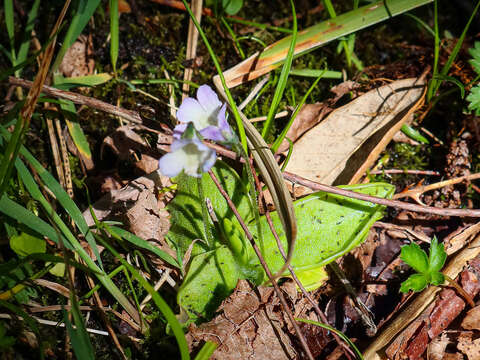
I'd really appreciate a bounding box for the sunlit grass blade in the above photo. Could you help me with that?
[109,0,119,74]
[401,124,429,144]
[54,73,113,89]
[16,138,101,269]
[271,69,325,153]
[289,68,342,79]
[261,0,297,138]
[193,341,218,360]
[222,0,434,88]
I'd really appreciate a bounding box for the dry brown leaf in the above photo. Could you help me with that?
[461,305,480,330]
[277,103,330,153]
[59,34,94,78]
[277,81,360,153]
[82,172,176,261]
[458,332,480,360]
[284,78,425,191]
[187,280,297,360]
[102,126,160,175]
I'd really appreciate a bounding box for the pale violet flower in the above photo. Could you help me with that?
[158,137,216,178]
[174,85,233,142]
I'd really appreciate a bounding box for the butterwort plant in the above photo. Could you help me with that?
[158,85,235,178]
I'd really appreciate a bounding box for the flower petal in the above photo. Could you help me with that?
[216,104,232,137]
[201,147,217,173]
[173,123,187,139]
[200,126,225,142]
[176,97,209,129]
[158,151,186,178]
[197,85,222,114]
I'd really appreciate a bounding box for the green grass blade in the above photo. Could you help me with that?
[4,0,16,65]
[222,0,433,87]
[401,124,429,144]
[289,68,342,79]
[271,70,324,153]
[7,131,101,269]
[194,341,218,360]
[63,307,95,360]
[17,0,40,67]
[324,0,352,68]
[404,12,435,37]
[430,0,480,99]
[6,154,139,323]
[221,16,245,59]
[0,195,71,250]
[225,17,292,34]
[52,92,93,169]
[96,236,190,360]
[296,318,363,360]
[280,138,293,171]
[108,226,180,268]
[65,117,93,163]
[109,0,119,74]
[52,0,101,72]
[261,0,297,138]
[54,73,113,89]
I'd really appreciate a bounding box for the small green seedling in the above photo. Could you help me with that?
[400,237,446,293]
[400,237,475,307]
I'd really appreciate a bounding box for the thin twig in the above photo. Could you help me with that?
[368,169,440,176]
[207,170,315,360]
[393,172,480,202]
[281,172,480,218]
[9,77,144,124]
